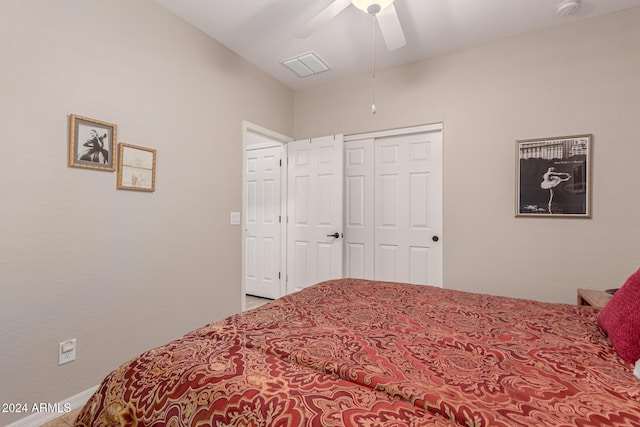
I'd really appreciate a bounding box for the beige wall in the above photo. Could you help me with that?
[294,8,640,303]
[0,0,292,423]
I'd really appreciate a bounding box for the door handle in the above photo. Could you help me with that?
[326,232,341,238]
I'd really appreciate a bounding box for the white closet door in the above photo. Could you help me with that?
[245,146,282,299]
[375,131,442,285]
[343,138,375,279]
[287,135,344,293]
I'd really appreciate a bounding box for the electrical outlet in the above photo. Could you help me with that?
[59,339,76,365]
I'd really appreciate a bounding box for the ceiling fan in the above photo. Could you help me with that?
[295,0,407,51]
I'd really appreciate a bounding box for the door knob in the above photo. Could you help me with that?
[432,236,439,242]
[327,232,340,238]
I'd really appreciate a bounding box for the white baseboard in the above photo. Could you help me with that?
[5,386,98,427]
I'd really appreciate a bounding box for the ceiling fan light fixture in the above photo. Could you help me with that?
[350,0,394,15]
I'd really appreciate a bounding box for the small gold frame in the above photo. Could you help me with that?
[117,143,156,192]
[68,114,117,171]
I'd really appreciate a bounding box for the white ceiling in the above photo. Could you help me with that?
[153,0,640,90]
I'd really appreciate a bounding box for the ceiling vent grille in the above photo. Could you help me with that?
[281,52,330,77]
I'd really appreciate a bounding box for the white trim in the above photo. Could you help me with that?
[5,385,98,427]
[246,141,282,150]
[242,120,292,144]
[344,123,443,142]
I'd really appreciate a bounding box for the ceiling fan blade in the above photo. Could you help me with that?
[375,3,406,51]
[294,0,351,38]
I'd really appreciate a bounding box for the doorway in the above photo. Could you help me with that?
[242,122,291,306]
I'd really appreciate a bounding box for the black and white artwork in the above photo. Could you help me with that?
[516,135,591,217]
[69,114,117,172]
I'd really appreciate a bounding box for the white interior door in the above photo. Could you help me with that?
[376,131,442,285]
[287,135,343,293]
[343,125,443,286]
[344,138,375,279]
[245,146,283,299]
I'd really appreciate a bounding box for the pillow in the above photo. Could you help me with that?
[597,268,640,364]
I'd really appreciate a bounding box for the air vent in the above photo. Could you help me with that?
[281,52,330,77]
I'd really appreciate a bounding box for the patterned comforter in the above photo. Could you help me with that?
[76,279,640,426]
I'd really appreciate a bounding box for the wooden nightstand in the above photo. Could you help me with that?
[577,289,612,309]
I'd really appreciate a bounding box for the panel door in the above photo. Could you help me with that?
[245,146,282,299]
[343,138,375,279]
[375,131,442,285]
[287,135,343,293]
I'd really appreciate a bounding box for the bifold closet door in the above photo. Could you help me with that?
[344,129,442,286]
[287,135,344,293]
[344,138,375,280]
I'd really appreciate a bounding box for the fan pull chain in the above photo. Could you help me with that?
[371,13,377,115]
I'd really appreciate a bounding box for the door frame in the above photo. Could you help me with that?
[241,121,292,310]
[344,123,443,142]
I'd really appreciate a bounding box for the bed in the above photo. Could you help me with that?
[76,277,640,426]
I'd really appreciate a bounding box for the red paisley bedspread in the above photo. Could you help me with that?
[76,279,640,426]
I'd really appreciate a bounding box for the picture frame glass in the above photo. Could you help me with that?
[76,123,113,164]
[516,135,591,217]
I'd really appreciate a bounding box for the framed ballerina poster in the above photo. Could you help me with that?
[516,134,592,217]
[68,114,117,171]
